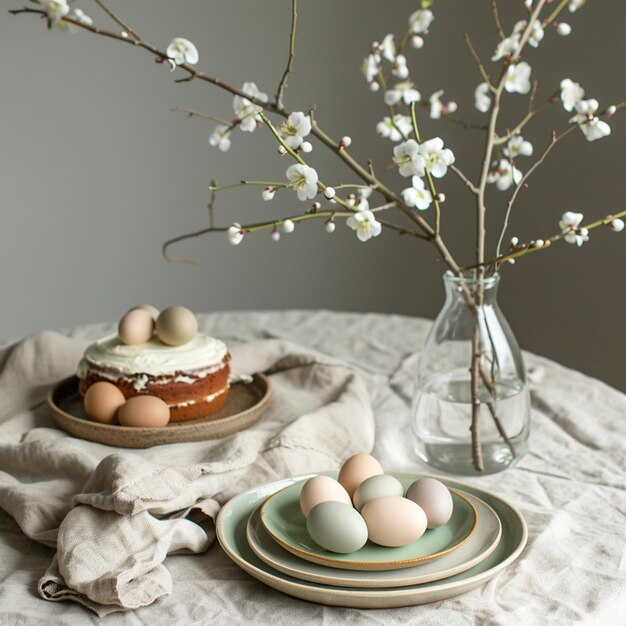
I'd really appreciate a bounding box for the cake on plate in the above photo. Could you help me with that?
[77,333,230,422]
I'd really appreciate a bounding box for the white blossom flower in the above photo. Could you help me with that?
[209,125,232,152]
[56,6,93,32]
[428,91,457,119]
[282,219,295,233]
[384,81,421,106]
[349,187,373,211]
[346,210,382,242]
[227,224,244,245]
[504,62,532,94]
[42,0,69,24]
[278,112,311,150]
[379,34,397,62]
[556,22,572,36]
[568,0,585,12]
[376,115,412,142]
[559,211,589,245]
[503,136,534,158]
[391,54,409,79]
[401,176,433,210]
[513,19,544,48]
[409,9,434,34]
[560,79,585,112]
[166,38,199,66]
[393,139,426,177]
[286,164,319,201]
[491,34,520,61]
[487,159,523,191]
[362,53,381,84]
[570,99,611,141]
[474,82,492,113]
[610,218,624,232]
[233,82,268,132]
[419,137,455,178]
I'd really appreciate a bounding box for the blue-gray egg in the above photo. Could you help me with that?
[306,501,368,553]
[353,474,404,511]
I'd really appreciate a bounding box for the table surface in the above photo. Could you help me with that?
[1,310,625,625]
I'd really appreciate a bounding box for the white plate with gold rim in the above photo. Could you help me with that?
[247,489,501,588]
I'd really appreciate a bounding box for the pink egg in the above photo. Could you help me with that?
[118,396,170,428]
[299,475,352,517]
[338,453,384,499]
[84,382,126,424]
[361,496,427,547]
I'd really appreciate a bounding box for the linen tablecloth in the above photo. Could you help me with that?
[0,310,624,624]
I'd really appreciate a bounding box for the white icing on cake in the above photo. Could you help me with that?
[77,333,228,378]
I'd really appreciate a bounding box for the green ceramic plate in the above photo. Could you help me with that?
[259,478,477,571]
[216,472,527,608]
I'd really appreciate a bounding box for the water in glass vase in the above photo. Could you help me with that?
[413,369,530,475]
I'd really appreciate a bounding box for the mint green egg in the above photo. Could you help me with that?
[306,501,368,553]
[353,474,404,512]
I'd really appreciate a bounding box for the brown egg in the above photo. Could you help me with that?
[84,382,126,424]
[118,308,155,345]
[130,304,159,321]
[156,306,198,346]
[118,395,170,428]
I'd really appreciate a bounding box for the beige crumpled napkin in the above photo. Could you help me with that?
[0,331,374,616]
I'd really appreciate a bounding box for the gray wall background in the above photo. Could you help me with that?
[1,1,625,390]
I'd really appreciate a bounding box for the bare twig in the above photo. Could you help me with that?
[470,324,484,472]
[171,107,232,126]
[450,165,479,196]
[275,0,298,108]
[464,33,493,90]
[480,366,517,458]
[491,0,506,40]
[495,124,577,258]
[93,0,138,39]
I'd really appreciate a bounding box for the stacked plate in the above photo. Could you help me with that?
[216,472,527,609]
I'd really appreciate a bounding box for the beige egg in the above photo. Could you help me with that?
[299,475,352,517]
[118,308,155,345]
[405,478,454,528]
[361,496,427,547]
[130,304,159,321]
[156,306,198,346]
[84,382,126,424]
[118,395,171,428]
[338,453,384,499]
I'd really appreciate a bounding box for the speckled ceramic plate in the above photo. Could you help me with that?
[216,473,527,609]
[47,374,271,448]
[247,489,501,587]
[258,478,477,571]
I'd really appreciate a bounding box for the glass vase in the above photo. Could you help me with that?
[412,271,530,475]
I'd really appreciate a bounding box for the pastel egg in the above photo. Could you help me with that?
[306,501,368,554]
[353,474,404,512]
[83,382,126,424]
[118,308,155,345]
[338,453,384,499]
[117,395,170,428]
[361,496,427,547]
[300,475,352,517]
[405,478,453,528]
[156,306,198,346]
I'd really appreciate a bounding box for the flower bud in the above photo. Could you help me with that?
[271,228,281,242]
[301,141,313,153]
[311,201,321,212]
[607,105,617,116]
[610,218,625,232]
[507,258,516,265]
[445,102,458,114]
[340,136,352,148]
[411,35,424,49]
[325,219,336,233]
[510,236,519,246]
[262,187,276,201]
[227,224,244,246]
[534,239,544,248]
[556,22,572,36]
[323,187,336,199]
[436,193,446,203]
[370,82,380,92]
[282,219,295,234]
[277,145,287,155]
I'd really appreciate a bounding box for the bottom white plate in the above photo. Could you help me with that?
[247,488,501,588]
[216,472,527,608]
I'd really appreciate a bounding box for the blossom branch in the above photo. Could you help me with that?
[495,124,578,258]
[275,0,298,108]
[464,209,626,271]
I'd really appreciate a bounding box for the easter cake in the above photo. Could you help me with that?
[77,306,230,422]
